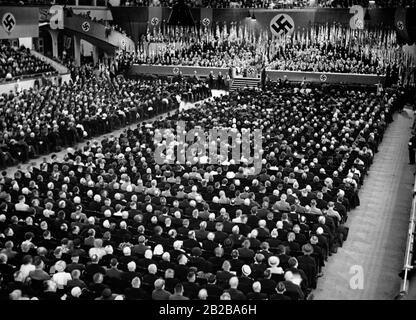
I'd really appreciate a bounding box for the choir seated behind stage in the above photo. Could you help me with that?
[117,23,411,81]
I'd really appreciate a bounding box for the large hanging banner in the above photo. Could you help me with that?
[395,6,411,44]
[148,6,163,29]
[110,7,397,40]
[200,8,213,29]
[0,7,39,39]
[269,13,295,36]
[209,8,395,34]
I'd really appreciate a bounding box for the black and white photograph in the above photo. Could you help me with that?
[0,0,415,312]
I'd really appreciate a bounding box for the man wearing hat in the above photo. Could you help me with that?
[297,244,317,289]
[238,265,254,295]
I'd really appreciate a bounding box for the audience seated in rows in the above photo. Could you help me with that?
[0,68,210,168]
[0,81,401,300]
[0,44,54,81]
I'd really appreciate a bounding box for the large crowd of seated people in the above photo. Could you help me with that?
[0,79,403,300]
[266,25,405,76]
[0,43,55,82]
[119,39,261,76]
[0,66,210,169]
[268,42,388,75]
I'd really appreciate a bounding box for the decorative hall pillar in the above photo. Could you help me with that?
[48,29,59,58]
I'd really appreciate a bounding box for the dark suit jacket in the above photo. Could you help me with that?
[204,283,223,300]
[270,293,291,300]
[282,281,304,300]
[182,281,200,299]
[124,287,150,300]
[216,270,233,289]
[247,292,267,300]
[238,276,254,295]
[228,288,247,300]
[259,278,277,296]
[297,255,317,289]
[152,288,171,300]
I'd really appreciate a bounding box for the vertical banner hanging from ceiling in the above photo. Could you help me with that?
[148,6,163,32]
[200,8,213,29]
[395,7,410,44]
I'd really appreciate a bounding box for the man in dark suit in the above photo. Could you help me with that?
[237,240,255,259]
[0,253,16,283]
[259,269,277,296]
[247,281,267,300]
[152,279,171,300]
[269,282,291,300]
[124,277,150,300]
[238,265,254,295]
[120,261,141,287]
[297,244,317,289]
[66,253,85,273]
[105,258,122,280]
[66,269,87,290]
[169,283,190,300]
[250,253,267,279]
[84,255,106,283]
[204,274,222,300]
[277,245,290,270]
[282,271,305,300]
[227,277,246,300]
[230,250,244,276]
[216,260,234,289]
[182,271,200,299]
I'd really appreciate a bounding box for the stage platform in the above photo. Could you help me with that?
[129,64,385,85]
